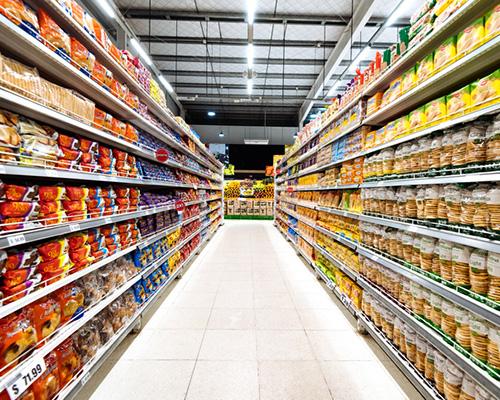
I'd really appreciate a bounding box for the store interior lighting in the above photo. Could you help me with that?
[247,0,255,24]
[96,0,116,19]
[247,79,253,95]
[208,111,216,117]
[159,75,174,93]
[130,38,152,66]
[247,43,254,69]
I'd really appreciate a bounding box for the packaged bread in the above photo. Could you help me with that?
[445,184,461,224]
[420,236,436,271]
[455,307,471,351]
[410,142,421,173]
[487,251,500,301]
[415,335,427,373]
[458,375,476,400]
[419,137,432,172]
[444,360,463,400]
[457,17,485,56]
[440,131,454,169]
[434,36,457,71]
[0,0,39,39]
[405,326,417,363]
[488,325,500,371]
[428,134,442,169]
[465,122,488,164]
[401,143,413,174]
[439,239,454,281]
[472,184,490,229]
[425,97,447,126]
[394,115,410,139]
[446,85,471,117]
[475,385,492,400]
[460,187,475,226]
[38,9,71,61]
[485,5,500,40]
[471,70,500,109]
[451,127,468,166]
[485,114,500,162]
[70,38,95,77]
[470,315,489,362]
[486,184,500,231]
[0,54,42,100]
[434,351,446,395]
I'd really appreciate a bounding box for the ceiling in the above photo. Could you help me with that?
[112,0,418,129]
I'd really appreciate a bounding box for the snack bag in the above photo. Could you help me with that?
[471,70,500,109]
[37,239,68,261]
[111,118,126,138]
[457,17,485,56]
[0,201,39,218]
[39,201,62,215]
[27,297,61,339]
[65,186,89,201]
[31,351,60,400]
[54,284,84,323]
[434,36,456,71]
[425,97,447,125]
[0,312,37,368]
[3,184,37,201]
[68,232,88,250]
[70,38,96,77]
[416,53,434,82]
[92,18,109,49]
[3,247,39,270]
[80,138,98,154]
[446,85,471,117]
[485,5,500,40]
[401,66,417,93]
[55,338,81,387]
[57,133,79,150]
[38,9,71,62]
[39,186,65,201]
[37,253,72,275]
[409,106,427,130]
[0,0,40,40]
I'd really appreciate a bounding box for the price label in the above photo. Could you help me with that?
[193,184,198,190]
[7,234,26,247]
[98,175,106,181]
[0,165,6,174]
[326,280,334,291]
[69,224,80,232]
[175,200,185,213]
[45,169,58,178]
[376,181,384,187]
[104,217,112,224]
[340,293,351,308]
[408,225,418,233]
[6,355,46,400]
[80,371,91,385]
[342,211,349,217]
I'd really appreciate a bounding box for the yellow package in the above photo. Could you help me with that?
[401,66,417,93]
[416,53,434,82]
[408,106,427,130]
[471,70,500,109]
[434,36,457,71]
[485,5,500,40]
[367,92,383,114]
[386,77,402,105]
[434,0,453,17]
[394,115,410,138]
[457,17,485,56]
[446,85,471,116]
[425,96,447,125]
[363,130,376,149]
[385,120,397,143]
[373,127,386,147]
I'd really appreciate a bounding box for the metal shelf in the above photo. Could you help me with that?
[313,243,359,282]
[361,171,500,187]
[277,129,321,168]
[276,184,360,192]
[278,145,319,176]
[365,35,500,125]
[359,277,500,395]
[357,314,444,400]
[358,246,500,326]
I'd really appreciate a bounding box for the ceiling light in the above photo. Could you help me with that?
[247,0,256,24]
[247,79,253,95]
[159,75,174,93]
[130,38,152,66]
[247,43,254,68]
[208,111,216,117]
[219,131,225,137]
[244,139,269,145]
[385,0,412,27]
[97,0,116,19]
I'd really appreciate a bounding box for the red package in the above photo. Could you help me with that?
[62,200,86,212]
[114,187,129,198]
[93,108,106,129]
[66,210,87,222]
[129,198,139,206]
[116,221,132,233]
[79,153,94,165]
[27,297,61,339]
[88,187,101,199]
[98,156,113,170]
[86,198,103,209]
[119,232,131,243]
[69,244,90,263]
[100,187,115,198]
[98,145,111,158]
[38,9,70,59]
[59,146,82,161]
[0,280,37,303]
[116,82,128,101]
[57,133,79,150]
[92,60,105,85]
[70,37,95,75]
[89,239,104,253]
[39,186,64,201]
[106,244,118,254]
[67,232,88,250]
[111,118,126,137]
[115,160,130,172]
[55,338,81,387]
[100,225,116,237]
[70,0,84,26]
[112,149,128,161]
[31,351,60,400]
[103,68,113,88]
[115,197,129,206]
[37,239,68,261]
[38,254,71,274]
[1,268,35,288]
[130,188,140,198]
[87,229,100,243]
[80,138,98,153]
[39,212,66,226]
[54,284,84,323]
[124,123,138,142]
[39,201,62,215]
[65,187,89,201]
[0,313,37,369]
[103,198,115,208]
[3,184,38,201]
[0,201,39,218]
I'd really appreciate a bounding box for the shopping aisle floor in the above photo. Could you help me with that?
[77,221,424,400]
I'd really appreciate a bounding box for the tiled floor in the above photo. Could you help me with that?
[76,221,424,400]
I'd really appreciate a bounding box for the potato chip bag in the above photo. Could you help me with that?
[125,123,138,142]
[65,186,89,201]
[3,184,37,201]
[1,267,36,288]
[434,36,456,70]
[39,211,66,226]
[38,9,70,62]
[39,201,62,215]
[92,60,106,86]
[92,18,108,49]
[111,118,126,137]
[57,133,79,150]
[80,138,98,153]
[39,186,64,201]
[446,85,471,116]
[457,17,485,56]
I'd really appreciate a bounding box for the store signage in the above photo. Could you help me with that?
[155,148,169,163]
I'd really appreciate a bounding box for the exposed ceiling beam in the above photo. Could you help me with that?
[172,82,311,91]
[299,0,376,125]
[161,70,324,80]
[153,54,370,67]
[122,9,409,27]
[139,35,391,50]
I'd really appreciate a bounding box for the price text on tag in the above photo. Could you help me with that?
[6,356,46,400]
[7,234,26,247]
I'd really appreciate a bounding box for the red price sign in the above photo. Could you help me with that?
[286,186,294,193]
[155,148,169,163]
[175,200,185,212]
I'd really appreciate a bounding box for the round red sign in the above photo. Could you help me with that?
[175,200,185,212]
[155,148,169,163]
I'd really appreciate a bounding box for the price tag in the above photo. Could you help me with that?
[0,165,6,174]
[6,355,46,400]
[342,211,349,217]
[193,184,198,190]
[98,175,106,181]
[408,225,418,233]
[45,169,58,178]
[69,224,80,232]
[372,255,379,263]
[286,186,294,193]
[7,234,26,247]
[80,371,91,385]
[104,217,112,224]
[340,293,351,308]
[326,280,334,291]
[175,200,186,213]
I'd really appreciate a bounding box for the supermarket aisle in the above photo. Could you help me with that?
[78,221,423,400]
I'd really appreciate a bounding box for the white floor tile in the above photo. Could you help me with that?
[207,308,256,330]
[213,291,254,309]
[256,330,315,360]
[145,307,211,330]
[255,309,303,330]
[254,292,295,309]
[198,330,257,360]
[307,330,377,361]
[298,308,354,331]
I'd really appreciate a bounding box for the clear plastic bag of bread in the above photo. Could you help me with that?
[80,271,105,307]
[409,142,420,173]
[416,186,426,219]
[452,243,471,288]
[469,248,489,296]
[458,374,476,400]
[0,109,21,148]
[441,300,457,339]
[440,130,454,169]
[470,315,489,362]
[444,360,463,400]
[475,384,493,400]
[411,235,421,267]
[487,325,500,371]
[445,184,461,224]
[472,184,490,229]
[418,137,431,172]
[91,313,114,345]
[487,250,500,301]
[460,186,475,226]
[425,345,435,382]
[485,114,500,162]
[487,184,500,231]
[429,133,442,170]
[72,321,101,364]
[108,297,127,331]
[455,307,471,351]
[452,127,469,167]
[0,53,42,100]
[121,290,137,320]
[465,121,488,165]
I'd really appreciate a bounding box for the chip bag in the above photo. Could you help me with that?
[38,9,70,62]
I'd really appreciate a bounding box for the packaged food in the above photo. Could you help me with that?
[452,244,471,287]
[434,351,446,395]
[455,307,471,351]
[416,53,434,82]
[31,351,60,400]
[459,375,476,400]
[443,360,463,400]
[471,70,500,109]
[92,313,114,344]
[27,297,61,339]
[446,85,471,117]
[0,201,38,218]
[470,315,489,362]
[451,128,468,166]
[425,97,447,125]
[38,9,70,61]
[488,325,500,371]
[54,284,85,323]
[440,131,454,169]
[425,345,435,382]
[487,184,500,231]
[485,5,500,39]
[65,186,89,201]
[408,106,426,130]
[457,17,485,56]
[439,239,453,281]
[37,238,68,261]
[0,312,37,368]
[0,0,39,39]
[401,67,417,93]
[55,338,81,387]
[70,38,96,76]
[72,322,101,364]
[39,186,64,202]
[3,184,37,201]
[487,251,500,301]
[434,36,457,71]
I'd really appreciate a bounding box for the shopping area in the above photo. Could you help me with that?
[0,0,499,399]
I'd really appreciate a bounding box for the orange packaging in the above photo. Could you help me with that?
[39,201,62,215]
[57,133,79,150]
[3,184,38,201]
[70,0,84,26]
[65,186,89,201]
[27,297,61,339]
[80,138,98,153]
[126,92,139,110]
[116,82,129,101]
[92,18,108,49]
[39,212,66,226]
[62,200,86,212]
[37,239,68,261]
[39,186,64,202]
[38,254,71,274]
[31,351,60,400]
[70,37,95,76]
[125,123,138,142]
[0,313,37,368]
[0,0,39,34]
[100,225,116,237]
[69,244,91,263]
[59,147,82,161]
[66,210,87,222]
[38,9,71,59]
[112,149,128,161]
[109,42,122,63]
[93,108,106,129]
[0,201,39,218]
[92,60,106,85]
[86,198,103,209]
[67,232,88,250]
[103,197,115,208]
[54,284,84,323]
[1,268,34,288]
[55,338,81,387]
[130,197,139,206]
[116,197,129,206]
[114,187,130,198]
[111,118,126,137]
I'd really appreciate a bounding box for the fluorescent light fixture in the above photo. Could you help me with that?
[208,111,216,117]
[386,0,412,27]
[244,139,269,145]
[247,43,254,68]
[219,131,224,137]
[247,0,256,24]
[159,75,174,93]
[247,79,253,95]
[130,38,152,66]
[98,0,116,19]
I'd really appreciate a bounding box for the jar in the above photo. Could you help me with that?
[441,300,457,339]
[434,351,447,395]
[455,307,471,351]
[487,326,500,371]
[485,115,500,162]
[458,375,476,400]
[416,186,426,220]
[486,184,500,231]
[445,184,462,224]
[444,360,463,400]
[465,122,488,165]
[430,293,443,327]
[441,131,454,169]
[472,184,490,229]
[425,345,435,382]
[469,248,489,296]
[424,185,439,220]
[487,251,500,301]
[429,134,443,169]
[452,244,471,287]
[420,236,436,272]
[470,315,489,362]
[439,240,454,281]
[452,128,468,167]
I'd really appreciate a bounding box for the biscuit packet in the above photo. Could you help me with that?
[457,17,485,56]
[434,36,457,71]
[425,96,447,126]
[470,70,500,110]
[485,4,500,40]
[446,85,471,117]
